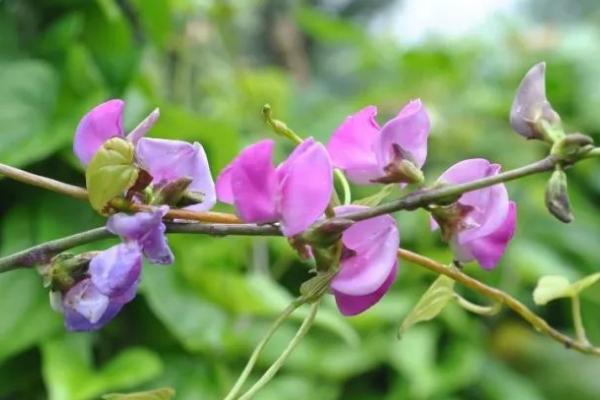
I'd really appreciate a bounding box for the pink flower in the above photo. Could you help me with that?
[135,138,216,211]
[327,100,430,185]
[216,138,333,236]
[73,99,158,165]
[330,206,399,316]
[430,159,517,269]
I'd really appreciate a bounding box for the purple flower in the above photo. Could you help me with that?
[330,206,399,316]
[430,159,517,269]
[73,99,158,165]
[62,248,140,331]
[510,62,561,141]
[216,138,333,236]
[106,205,174,265]
[135,138,216,212]
[327,100,430,185]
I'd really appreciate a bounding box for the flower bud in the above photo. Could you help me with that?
[510,62,562,142]
[545,168,573,223]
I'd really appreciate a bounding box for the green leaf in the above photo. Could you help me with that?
[42,334,162,400]
[102,387,175,400]
[353,184,396,207]
[86,137,138,214]
[533,273,600,305]
[398,275,456,338]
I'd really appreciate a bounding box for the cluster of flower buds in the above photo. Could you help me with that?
[50,61,589,331]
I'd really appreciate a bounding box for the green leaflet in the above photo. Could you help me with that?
[533,273,600,305]
[102,387,175,400]
[85,137,138,214]
[398,275,456,338]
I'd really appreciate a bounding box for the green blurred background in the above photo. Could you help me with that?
[2,0,600,399]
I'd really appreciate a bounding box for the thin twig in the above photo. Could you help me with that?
[223,297,306,400]
[238,300,320,400]
[0,223,280,273]
[398,248,600,356]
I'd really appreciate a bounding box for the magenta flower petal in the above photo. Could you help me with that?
[89,242,143,297]
[226,140,279,223]
[375,99,430,169]
[465,201,517,269]
[126,108,159,144]
[73,99,125,165]
[215,163,235,204]
[438,159,509,242]
[277,138,333,236]
[136,138,217,211]
[330,206,399,295]
[333,262,397,316]
[327,106,381,184]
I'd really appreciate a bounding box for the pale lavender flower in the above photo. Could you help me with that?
[327,100,430,185]
[330,206,399,316]
[431,159,517,269]
[73,99,158,165]
[216,138,333,236]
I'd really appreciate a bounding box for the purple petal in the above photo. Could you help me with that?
[327,106,382,184]
[223,140,279,223]
[73,99,125,165]
[510,62,560,139]
[215,163,236,204]
[331,207,399,296]
[277,138,333,236]
[136,138,217,211]
[375,99,430,169]
[465,201,517,269]
[438,159,509,242]
[333,262,397,316]
[140,221,174,265]
[62,279,109,325]
[89,242,143,297]
[107,206,168,240]
[126,108,159,144]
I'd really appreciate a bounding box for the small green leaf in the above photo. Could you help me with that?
[86,137,138,214]
[102,387,175,400]
[353,184,396,207]
[533,273,600,305]
[398,275,455,338]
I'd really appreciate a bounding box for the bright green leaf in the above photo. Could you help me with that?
[102,387,175,400]
[398,275,456,338]
[533,273,600,305]
[85,137,138,214]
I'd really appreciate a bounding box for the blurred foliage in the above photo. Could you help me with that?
[2,0,600,399]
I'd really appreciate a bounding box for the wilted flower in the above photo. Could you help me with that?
[107,205,174,264]
[330,206,399,316]
[430,159,517,269]
[60,207,174,331]
[327,100,430,185]
[73,99,158,165]
[510,62,561,141]
[216,138,333,236]
[62,243,141,331]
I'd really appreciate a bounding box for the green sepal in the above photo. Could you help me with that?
[86,137,139,214]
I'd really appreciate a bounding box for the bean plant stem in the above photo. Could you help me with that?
[238,300,320,400]
[223,297,306,400]
[397,248,600,356]
[571,295,590,345]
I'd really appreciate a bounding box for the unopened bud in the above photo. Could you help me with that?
[545,168,573,223]
[510,62,563,142]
